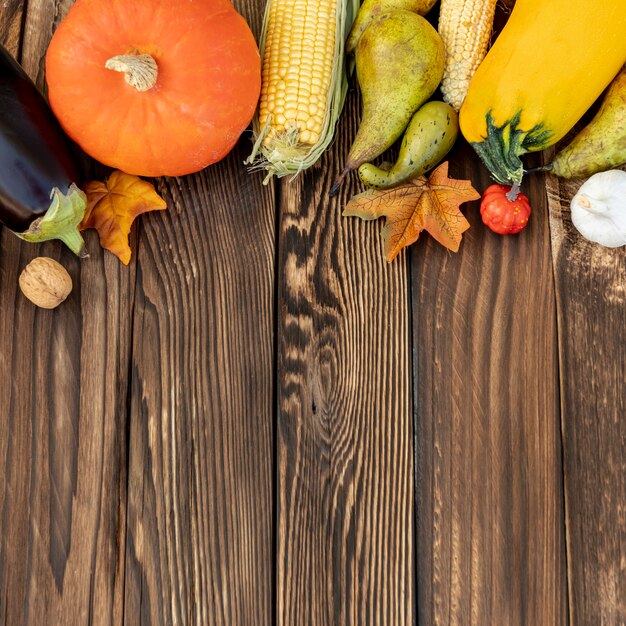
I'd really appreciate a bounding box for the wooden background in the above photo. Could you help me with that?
[1,0,624,624]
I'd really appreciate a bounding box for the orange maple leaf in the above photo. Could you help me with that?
[343,162,479,262]
[80,170,167,265]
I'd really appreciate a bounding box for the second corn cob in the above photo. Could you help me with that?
[438,0,497,111]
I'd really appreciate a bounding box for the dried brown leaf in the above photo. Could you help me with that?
[344,162,479,262]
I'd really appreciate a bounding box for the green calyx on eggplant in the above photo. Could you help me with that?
[0,44,88,257]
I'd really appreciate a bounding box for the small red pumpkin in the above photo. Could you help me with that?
[46,0,261,177]
[480,184,531,235]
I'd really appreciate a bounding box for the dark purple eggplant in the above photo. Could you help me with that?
[0,44,87,256]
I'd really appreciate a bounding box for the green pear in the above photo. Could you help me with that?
[358,101,458,189]
[346,0,438,53]
[332,11,444,195]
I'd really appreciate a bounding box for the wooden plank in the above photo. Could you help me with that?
[546,171,625,626]
[275,91,414,623]
[0,0,24,55]
[124,155,275,626]
[122,2,275,621]
[20,0,75,92]
[0,2,131,624]
[0,242,132,626]
[412,4,568,623]
[411,140,568,623]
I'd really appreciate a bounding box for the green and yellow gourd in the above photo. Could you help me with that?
[459,0,626,186]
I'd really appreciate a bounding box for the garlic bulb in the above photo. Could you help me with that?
[570,170,626,248]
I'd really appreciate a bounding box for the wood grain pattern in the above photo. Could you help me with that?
[0,240,133,626]
[3,0,626,624]
[0,0,24,55]
[411,140,568,624]
[0,2,132,624]
[20,0,74,91]
[122,1,275,616]
[412,5,568,624]
[275,87,414,625]
[546,171,625,626]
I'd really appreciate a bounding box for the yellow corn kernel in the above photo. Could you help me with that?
[259,0,337,146]
[438,0,497,111]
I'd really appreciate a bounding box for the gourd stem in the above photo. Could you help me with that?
[506,182,520,201]
[105,53,158,91]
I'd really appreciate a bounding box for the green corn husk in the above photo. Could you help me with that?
[246,0,360,183]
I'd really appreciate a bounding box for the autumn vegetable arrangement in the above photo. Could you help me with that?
[1,0,625,308]
[1,0,262,306]
[331,0,626,255]
[1,40,168,267]
[244,0,625,257]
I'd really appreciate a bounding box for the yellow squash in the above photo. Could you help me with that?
[459,0,626,185]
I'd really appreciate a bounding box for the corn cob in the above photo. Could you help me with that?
[438,0,497,112]
[246,0,359,182]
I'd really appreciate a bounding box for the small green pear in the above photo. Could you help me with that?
[358,101,458,189]
[346,0,438,53]
[332,11,444,195]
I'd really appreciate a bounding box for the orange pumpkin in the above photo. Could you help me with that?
[46,0,261,177]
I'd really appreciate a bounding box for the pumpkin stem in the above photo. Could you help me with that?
[105,53,158,91]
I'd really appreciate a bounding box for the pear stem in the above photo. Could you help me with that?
[329,180,342,198]
[105,53,158,91]
[524,165,551,175]
[330,166,352,197]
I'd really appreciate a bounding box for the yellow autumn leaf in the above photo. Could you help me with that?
[80,170,167,265]
[343,162,479,262]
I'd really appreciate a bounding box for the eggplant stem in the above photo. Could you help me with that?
[17,185,88,257]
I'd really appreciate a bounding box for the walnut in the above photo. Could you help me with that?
[19,257,73,309]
